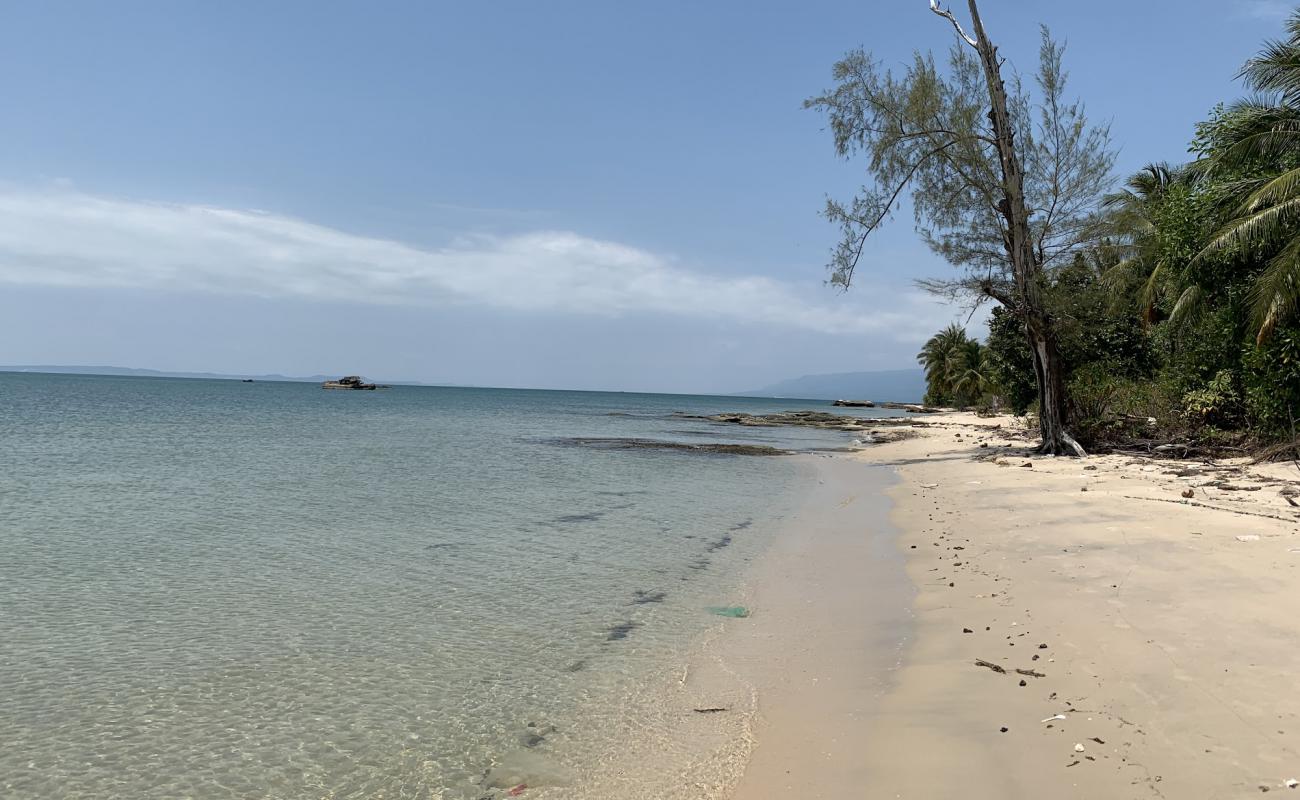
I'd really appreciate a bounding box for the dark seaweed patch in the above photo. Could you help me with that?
[605,621,641,641]
[548,437,790,456]
[705,534,733,552]
[729,519,753,531]
[554,510,605,524]
[631,590,667,605]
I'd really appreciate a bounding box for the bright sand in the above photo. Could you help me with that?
[730,412,1300,798]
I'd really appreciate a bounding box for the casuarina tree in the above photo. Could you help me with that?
[806,1,1115,454]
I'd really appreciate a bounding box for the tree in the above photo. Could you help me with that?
[918,323,981,406]
[1194,11,1300,343]
[806,1,1114,454]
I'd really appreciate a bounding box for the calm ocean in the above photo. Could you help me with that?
[0,373,888,799]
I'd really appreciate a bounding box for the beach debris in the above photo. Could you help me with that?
[693,707,728,714]
[1236,534,1262,542]
[1016,668,1046,678]
[1089,737,1106,744]
[1019,679,1027,686]
[1182,489,1195,498]
[1038,643,1048,649]
[1285,777,1298,788]
[705,606,750,618]
[999,726,1009,733]
[920,483,940,489]
[1021,462,1034,468]
[508,785,528,797]
[1042,714,1067,723]
[962,627,974,634]
[1074,743,1086,753]
[1066,760,1080,767]
[975,659,1007,674]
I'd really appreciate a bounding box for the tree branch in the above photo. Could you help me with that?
[978,277,1018,309]
[929,0,978,48]
[837,140,962,288]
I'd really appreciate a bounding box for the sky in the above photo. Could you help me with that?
[0,1,1291,393]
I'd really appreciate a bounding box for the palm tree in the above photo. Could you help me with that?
[1102,163,1188,325]
[949,338,993,406]
[1197,10,1300,342]
[917,324,990,407]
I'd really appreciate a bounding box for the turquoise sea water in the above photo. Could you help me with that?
[0,373,885,799]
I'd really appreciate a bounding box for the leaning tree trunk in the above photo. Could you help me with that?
[1024,318,1073,450]
[964,0,1084,456]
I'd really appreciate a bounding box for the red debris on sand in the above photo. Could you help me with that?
[508,785,528,797]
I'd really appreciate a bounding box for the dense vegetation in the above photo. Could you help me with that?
[915,12,1300,454]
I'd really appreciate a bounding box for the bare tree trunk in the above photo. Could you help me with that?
[964,0,1084,456]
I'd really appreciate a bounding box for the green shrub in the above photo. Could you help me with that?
[1181,370,1242,428]
[1244,327,1300,438]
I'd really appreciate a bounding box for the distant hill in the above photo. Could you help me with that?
[738,369,926,403]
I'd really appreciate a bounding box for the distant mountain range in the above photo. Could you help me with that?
[738,369,926,403]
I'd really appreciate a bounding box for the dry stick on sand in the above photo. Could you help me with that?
[1120,494,1300,523]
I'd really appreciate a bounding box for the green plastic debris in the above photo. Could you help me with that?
[705,606,751,618]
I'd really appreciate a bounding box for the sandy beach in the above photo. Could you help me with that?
[730,412,1300,798]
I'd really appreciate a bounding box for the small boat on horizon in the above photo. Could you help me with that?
[322,375,378,390]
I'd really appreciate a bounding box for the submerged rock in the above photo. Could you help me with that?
[551,438,790,456]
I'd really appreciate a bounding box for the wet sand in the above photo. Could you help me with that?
[723,456,911,798]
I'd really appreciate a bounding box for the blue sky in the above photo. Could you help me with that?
[0,1,1290,392]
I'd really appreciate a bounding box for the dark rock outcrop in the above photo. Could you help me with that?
[552,437,790,456]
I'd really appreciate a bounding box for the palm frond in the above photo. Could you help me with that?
[1200,196,1300,259]
[1168,284,1207,328]
[1240,29,1300,102]
[1242,166,1300,212]
[1249,236,1300,343]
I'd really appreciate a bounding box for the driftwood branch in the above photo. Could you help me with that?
[929,0,979,48]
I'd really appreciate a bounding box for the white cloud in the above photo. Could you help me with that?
[1237,0,1293,20]
[0,186,945,340]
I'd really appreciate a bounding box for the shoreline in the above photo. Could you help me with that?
[529,454,911,800]
[724,455,910,799]
[727,411,1300,798]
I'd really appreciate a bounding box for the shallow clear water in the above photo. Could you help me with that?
[0,373,886,799]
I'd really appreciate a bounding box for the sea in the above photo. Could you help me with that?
[0,373,895,799]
